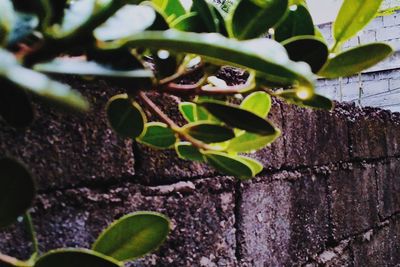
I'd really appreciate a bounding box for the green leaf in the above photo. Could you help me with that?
[56,0,96,35]
[238,156,263,176]
[92,211,170,261]
[0,79,34,129]
[101,30,315,91]
[319,43,393,79]
[228,0,288,40]
[0,0,15,45]
[182,122,235,143]
[282,36,329,73]
[175,142,204,162]
[333,0,384,46]
[203,151,254,179]
[226,130,281,153]
[34,249,122,267]
[274,4,314,43]
[277,90,334,110]
[240,91,271,117]
[164,0,187,18]
[186,0,227,34]
[87,46,145,71]
[179,102,196,122]
[94,5,157,42]
[0,158,35,228]
[106,94,147,139]
[137,122,177,149]
[198,100,278,135]
[34,59,154,79]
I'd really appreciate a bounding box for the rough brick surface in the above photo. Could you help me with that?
[349,107,389,159]
[352,219,400,266]
[376,159,400,219]
[0,177,237,267]
[328,163,380,240]
[238,169,329,266]
[0,77,134,191]
[281,102,350,167]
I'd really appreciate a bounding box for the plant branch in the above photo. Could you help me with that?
[159,61,205,86]
[24,213,39,258]
[138,91,215,151]
[0,253,32,267]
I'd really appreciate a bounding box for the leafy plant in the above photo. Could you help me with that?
[0,0,393,263]
[0,0,392,177]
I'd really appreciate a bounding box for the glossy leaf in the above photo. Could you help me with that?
[164,0,186,19]
[274,4,314,43]
[203,151,254,179]
[277,90,334,110]
[179,102,196,122]
[106,94,147,139]
[34,59,154,79]
[0,158,35,228]
[238,156,263,176]
[0,79,34,128]
[182,122,235,143]
[95,5,157,41]
[87,46,145,71]
[105,30,315,91]
[0,0,15,45]
[240,91,271,117]
[226,130,281,153]
[188,0,227,34]
[34,249,122,267]
[229,0,288,40]
[333,0,384,45]
[319,43,393,78]
[175,142,204,162]
[93,211,170,261]
[282,36,329,73]
[57,0,96,35]
[137,122,177,149]
[198,100,278,135]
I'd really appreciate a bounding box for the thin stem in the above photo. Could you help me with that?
[138,91,215,151]
[159,62,205,85]
[24,213,39,258]
[0,253,32,267]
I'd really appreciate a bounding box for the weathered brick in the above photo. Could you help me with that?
[386,112,400,156]
[376,159,400,219]
[329,163,380,240]
[281,102,349,168]
[305,240,353,267]
[0,177,237,267]
[351,216,400,267]
[238,169,329,266]
[349,107,389,159]
[0,77,134,191]
[352,227,392,267]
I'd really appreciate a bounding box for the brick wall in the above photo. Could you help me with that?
[317,9,400,112]
[1,80,400,266]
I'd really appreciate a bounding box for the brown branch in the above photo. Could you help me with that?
[162,81,253,96]
[0,253,31,267]
[138,91,215,151]
[159,61,205,86]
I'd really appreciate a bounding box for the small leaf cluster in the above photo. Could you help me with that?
[0,0,392,178]
[0,158,170,267]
